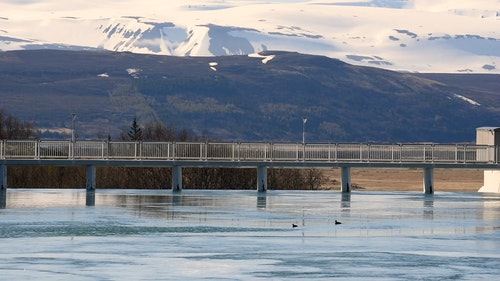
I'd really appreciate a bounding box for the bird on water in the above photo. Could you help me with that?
[335,220,342,225]
[292,223,298,228]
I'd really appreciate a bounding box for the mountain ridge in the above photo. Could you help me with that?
[0,49,498,143]
[0,0,498,73]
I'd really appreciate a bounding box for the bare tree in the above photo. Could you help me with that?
[303,168,325,190]
[143,120,176,141]
[0,109,37,139]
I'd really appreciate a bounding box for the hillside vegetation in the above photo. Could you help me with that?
[0,50,498,143]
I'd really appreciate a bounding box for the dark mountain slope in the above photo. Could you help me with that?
[0,50,498,142]
[414,73,500,113]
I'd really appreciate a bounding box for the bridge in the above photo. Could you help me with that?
[1,139,499,194]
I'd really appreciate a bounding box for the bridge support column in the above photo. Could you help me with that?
[0,188,5,209]
[0,165,6,190]
[86,165,96,191]
[257,166,267,192]
[172,166,182,192]
[341,167,351,193]
[86,191,95,207]
[423,167,434,194]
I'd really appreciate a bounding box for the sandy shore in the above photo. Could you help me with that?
[321,168,484,192]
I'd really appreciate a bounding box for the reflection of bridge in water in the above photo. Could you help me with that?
[1,139,499,196]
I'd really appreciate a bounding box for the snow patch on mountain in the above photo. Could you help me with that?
[453,94,481,106]
[0,0,498,73]
[126,68,142,78]
[209,62,218,71]
[248,53,276,64]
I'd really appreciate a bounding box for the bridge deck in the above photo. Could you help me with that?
[1,140,499,169]
[2,140,500,194]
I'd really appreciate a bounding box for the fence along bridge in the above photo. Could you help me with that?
[1,139,499,194]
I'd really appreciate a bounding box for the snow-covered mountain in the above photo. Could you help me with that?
[1,0,499,73]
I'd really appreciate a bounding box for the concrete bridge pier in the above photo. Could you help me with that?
[86,191,95,206]
[86,165,96,191]
[423,167,434,194]
[0,165,6,190]
[172,166,182,192]
[0,188,6,209]
[257,166,267,192]
[341,167,351,193]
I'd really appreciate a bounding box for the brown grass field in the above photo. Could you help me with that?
[320,168,484,192]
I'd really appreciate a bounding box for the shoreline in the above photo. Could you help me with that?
[2,168,484,192]
[321,168,483,192]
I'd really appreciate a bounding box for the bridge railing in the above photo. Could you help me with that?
[0,140,497,164]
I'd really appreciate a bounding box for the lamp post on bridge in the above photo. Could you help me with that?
[71,113,77,143]
[71,113,76,158]
[302,117,307,161]
[302,117,307,145]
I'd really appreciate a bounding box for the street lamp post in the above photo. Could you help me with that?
[302,117,307,161]
[302,117,307,145]
[71,113,77,143]
[71,113,76,158]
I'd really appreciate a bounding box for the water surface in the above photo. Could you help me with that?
[1,189,499,280]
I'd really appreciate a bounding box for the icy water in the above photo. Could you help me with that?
[0,189,499,280]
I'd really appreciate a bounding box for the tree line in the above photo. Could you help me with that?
[2,111,326,189]
[0,110,37,140]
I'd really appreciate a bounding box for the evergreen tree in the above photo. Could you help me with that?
[127,117,143,141]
